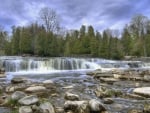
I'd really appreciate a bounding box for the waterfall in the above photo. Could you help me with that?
[1,57,102,72]
[0,56,148,73]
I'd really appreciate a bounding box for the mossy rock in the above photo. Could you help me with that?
[144,103,150,113]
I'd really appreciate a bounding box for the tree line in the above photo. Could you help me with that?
[0,7,150,59]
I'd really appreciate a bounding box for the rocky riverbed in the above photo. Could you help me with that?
[0,68,150,113]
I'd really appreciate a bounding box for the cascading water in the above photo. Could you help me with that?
[0,57,148,73]
[1,57,102,72]
[0,56,149,81]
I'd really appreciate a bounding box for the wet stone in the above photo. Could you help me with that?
[11,91,27,101]
[103,98,114,104]
[127,109,143,113]
[89,99,106,112]
[39,102,55,113]
[0,74,5,78]
[64,100,89,113]
[133,87,150,97]
[64,92,79,101]
[144,75,150,82]
[19,106,32,113]
[25,86,46,93]
[43,80,54,84]
[144,103,150,113]
[99,77,119,83]
[55,107,64,113]
[18,95,39,105]
[11,77,28,84]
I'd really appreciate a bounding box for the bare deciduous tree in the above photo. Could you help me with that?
[130,14,148,37]
[39,7,60,33]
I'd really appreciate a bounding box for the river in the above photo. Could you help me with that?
[0,56,150,113]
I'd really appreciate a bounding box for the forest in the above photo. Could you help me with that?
[0,7,150,59]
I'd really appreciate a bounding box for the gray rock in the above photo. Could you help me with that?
[144,103,150,113]
[0,68,5,74]
[55,107,64,113]
[6,84,27,93]
[65,92,79,101]
[0,98,5,105]
[144,75,150,82]
[18,95,39,105]
[5,86,15,93]
[133,87,150,97]
[89,99,106,112]
[95,86,106,98]
[113,70,145,81]
[126,93,146,100]
[103,98,114,104]
[64,101,89,113]
[113,74,128,79]
[62,85,74,89]
[99,78,119,83]
[86,71,95,76]
[31,104,39,111]
[86,69,102,76]
[94,69,102,74]
[0,74,5,78]
[39,102,55,113]
[95,86,120,98]
[25,86,46,93]
[11,77,28,84]
[11,91,27,101]
[0,85,3,91]
[94,73,113,79]
[19,106,33,113]
[127,109,143,113]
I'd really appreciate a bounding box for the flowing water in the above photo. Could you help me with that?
[0,56,150,112]
[0,56,148,80]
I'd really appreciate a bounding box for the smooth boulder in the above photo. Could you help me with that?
[65,92,79,101]
[19,106,33,113]
[144,75,150,82]
[39,102,55,113]
[89,99,106,112]
[133,87,150,97]
[0,68,5,73]
[11,77,27,84]
[25,86,46,93]
[103,98,114,104]
[0,74,5,78]
[144,103,150,113]
[18,95,39,105]
[0,68,5,77]
[64,101,89,113]
[11,91,27,101]
[99,78,119,83]
[6,84,27,93]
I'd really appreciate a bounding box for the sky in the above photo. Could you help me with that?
[0,0,150,32]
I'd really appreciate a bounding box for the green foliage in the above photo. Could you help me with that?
[0,89,2,95]
[105,89,122,97]
[6,98,18,107]
[11,27,20,55]
[2,14,150,59]
[10,109,18,113]
[0,29,7,55]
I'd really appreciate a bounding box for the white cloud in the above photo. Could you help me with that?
[0,0,150,32]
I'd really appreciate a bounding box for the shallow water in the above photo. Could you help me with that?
[1,56,150,112]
